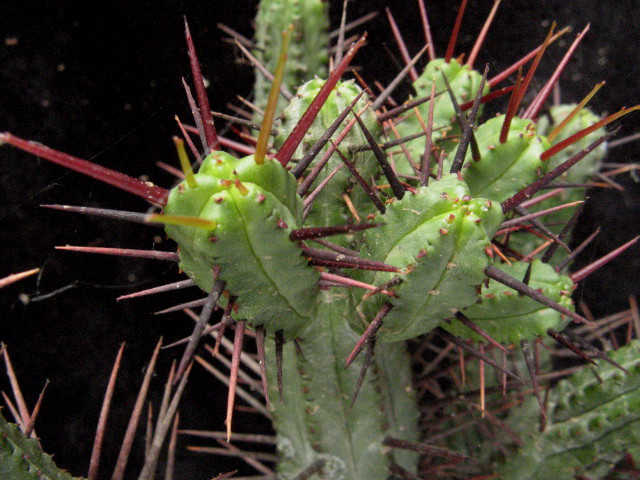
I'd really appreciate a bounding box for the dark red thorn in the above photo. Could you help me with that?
[111,338,162,480]
[352,109,405,199]
[297,113,360,196]
[274,330,285,402]
[291,460,327,480]
[211,297,235,356]
[524,24,590,120]
[182,79,209,153]
[435,327,523,382]
[255,326,271,410]
[546,329,597,366]
[88,343,125,480]
[459,84,515,111]
[302,164,344,215]
[226,320,246,441]
[175,115,202,164]
[541,107,640,162]
[175,281,224,384]
[233,39,294,102]
[444,0,468,63]
[386,7,418,82]
[184,18,220,153]
[571,235,640,283]
[217,22,254,48]
[154,297,209,316]
[521,340,546,416]
[351,127,442,153]
[466,0,503,69]
[371,44,428,111]
[513,205,569,252]
[541,203,587,264]
[319,272,395,295]
[508,24,557,123]
[454,312,508,353]
[420,80,437,187]
[56,245,179,262]
[484,265,591,325]
[211,111,271,135]
[501,130,614,212]
[449,65,487,174]
[376,90,444,123]
[500,68,524,144]
[117,279,196,301]
[290,91,365,178]
[499,201,583,231]
[345,303,392,368]
[388,463,422,480]
[350,336,375,409]
[290,223,380,241]
[417,0,436,61]
[488,27,570,87]
[312,238,360,257]
[0,133,168,206]
[276,34,368,167]
[522,262,533,286]
[42,204,152,225]
[302,245,400,273]
[555,227,601,272]
[382,436,474,462]
[331,140,386,213]
[23,379,48,439]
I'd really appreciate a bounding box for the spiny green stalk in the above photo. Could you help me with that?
[1,1,639,480]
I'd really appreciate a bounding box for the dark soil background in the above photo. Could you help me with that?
[1,1,639,479]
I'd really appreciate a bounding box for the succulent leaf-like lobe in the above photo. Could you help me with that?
[357,174,504,342]
[164,151,319,337]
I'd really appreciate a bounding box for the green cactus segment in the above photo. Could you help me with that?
[253,0,329,113]
[509,106,607,255]
[267,292,419,479]
[276,79,381,232]
[443,260,574,344]
[356,174,504,342]
[0,412,79,480]
[164,151,319,337]
[499,341,640,480]
[394,58,489,174]
[456,116,550,203]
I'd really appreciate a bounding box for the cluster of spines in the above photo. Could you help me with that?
[2,1,640,479]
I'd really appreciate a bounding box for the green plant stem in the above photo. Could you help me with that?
[266,291,419,479]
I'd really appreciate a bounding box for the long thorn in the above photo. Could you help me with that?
[485,265,590,325]
[371,45,428,111]
[275,330,285,401]
[352,109,405,199]
[42,204,152,225]
[502,130,614,212]
[112,338,162,480]
[56,245,179,262]
[444,0,468,63]
[0,133,168,205]
[276,34,367,167]
[346,303,392,367]
[467,0,503,68]
[226,321,246,441]
[184,18,219,152]
[435,327,523,383]
[88,344,125,480]
[571,235,640,283]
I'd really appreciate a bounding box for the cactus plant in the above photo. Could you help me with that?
[2,1,640,479]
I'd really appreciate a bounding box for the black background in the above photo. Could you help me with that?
[1,1,640,479]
